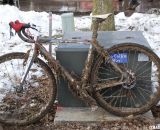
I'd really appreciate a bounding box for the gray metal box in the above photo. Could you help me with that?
[55,31,151,107]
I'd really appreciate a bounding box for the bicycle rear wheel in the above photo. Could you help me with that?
[0,52,57,125]
[91,43,160,116]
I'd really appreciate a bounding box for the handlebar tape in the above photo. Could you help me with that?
[9,20,35,43]
[17,31,34,43]
[9,20,26,32]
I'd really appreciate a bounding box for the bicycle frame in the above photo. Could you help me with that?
[20,18,125,107]
[3,13,160,126]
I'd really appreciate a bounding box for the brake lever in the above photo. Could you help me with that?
[28,23,38,31]
[9,26,14,39]
[30,26,38,31]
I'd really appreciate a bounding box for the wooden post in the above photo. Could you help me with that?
[123,0,129,11]
[92,0,115,31]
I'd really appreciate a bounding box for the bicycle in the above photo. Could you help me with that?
[0,13,159,126]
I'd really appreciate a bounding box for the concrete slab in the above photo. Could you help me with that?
[54,107,154,123]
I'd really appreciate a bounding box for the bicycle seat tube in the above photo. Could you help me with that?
[91,18,124,77]
[81,19,101,86]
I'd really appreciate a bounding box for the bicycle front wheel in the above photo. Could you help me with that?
[0,52,57,125]
[91,43,160,116]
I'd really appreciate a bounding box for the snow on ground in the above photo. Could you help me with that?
[115,12,160,57]
[0,5,159,57]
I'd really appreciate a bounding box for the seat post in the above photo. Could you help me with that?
[92,19,100,39]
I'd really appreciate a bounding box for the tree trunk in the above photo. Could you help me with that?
[123,0,129,10]
[92,0,115,31]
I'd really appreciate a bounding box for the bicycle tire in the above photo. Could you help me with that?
[0,52,57,125]
[91,43,160,116]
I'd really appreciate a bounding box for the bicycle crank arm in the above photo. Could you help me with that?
[94,81,124,91]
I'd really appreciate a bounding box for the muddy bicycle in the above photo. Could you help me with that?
[0,14,159,126]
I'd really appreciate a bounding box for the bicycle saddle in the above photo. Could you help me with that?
[91,13,112,20]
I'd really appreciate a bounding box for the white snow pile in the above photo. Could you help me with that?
[0,5,159,57]
[115,12,160,57]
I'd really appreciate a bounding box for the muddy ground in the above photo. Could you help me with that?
[1,105,160,130]
[1,114,160,130]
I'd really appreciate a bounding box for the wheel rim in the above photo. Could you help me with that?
[0,53,55,124]
[92,44,160,115]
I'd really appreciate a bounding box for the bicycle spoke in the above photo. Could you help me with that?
[135,61,152,74]
[103,90,119,100]
[104,89,120,104]
[136,86,152,95]
[3,62,15,86]
[113,87,123,107]
[119,88,124,108]
[10,61,19,82]
[136,75,151,78]
[136,67,151,77]
[17,59,23,77]
[125,92,129,107]
[132,60,140,73]
[99,66,117,76]
[98,71,114,76]
[136,87,147,105]
[122,49,128,69]
[137,79,158,82]
[127,49,131,69]
[131,50,137,71]
[130,90,137,108]
[132,91,143,108]
[101,88,112,96]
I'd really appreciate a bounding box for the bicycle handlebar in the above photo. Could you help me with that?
[9,19,104,44]
[9,20,37,43]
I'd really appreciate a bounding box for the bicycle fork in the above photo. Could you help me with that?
[18,44,36,92]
